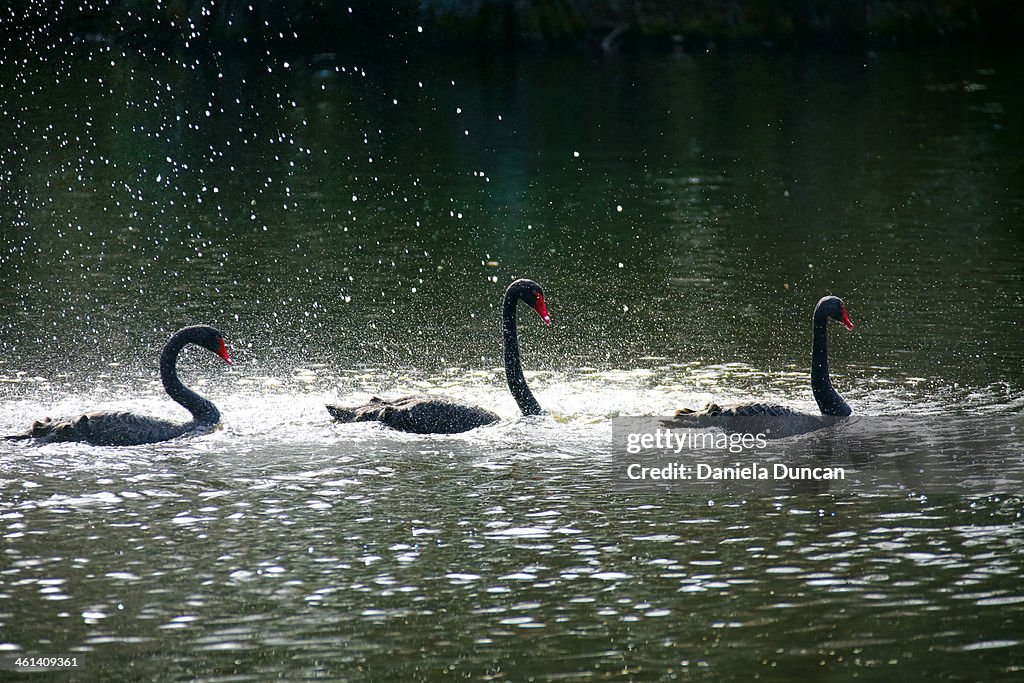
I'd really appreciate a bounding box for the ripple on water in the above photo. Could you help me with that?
[1,366,1022,680]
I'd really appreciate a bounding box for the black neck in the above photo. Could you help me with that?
[810,308,851,416]
[160,331,220,424]
[502,293,543,416]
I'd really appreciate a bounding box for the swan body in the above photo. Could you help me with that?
[5,325,231,446]
[327,396,499,435]
[678,402,811,418]
[327,279,550,434]
[13,411,211,447]
[675,296,854,421]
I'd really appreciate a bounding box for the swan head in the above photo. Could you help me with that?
[179,325,232,365]
[507,279,551,325]
[816,296,854,331]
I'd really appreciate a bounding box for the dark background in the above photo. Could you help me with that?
[4,1,1024,53]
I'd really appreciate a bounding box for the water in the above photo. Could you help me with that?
[1,39,1022,680]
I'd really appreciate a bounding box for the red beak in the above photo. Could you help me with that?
[216,337,232,365]
[839,306,854,331]
[533,294,551,326]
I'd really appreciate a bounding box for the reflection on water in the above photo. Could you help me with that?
[2,370,1022,679]
[1,39,1022,681]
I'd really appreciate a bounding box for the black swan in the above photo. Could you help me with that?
[326,278,550,434]
[675,296,854,420]
[5,325,231,446]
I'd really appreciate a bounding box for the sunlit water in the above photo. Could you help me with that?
[1,36,1022,681]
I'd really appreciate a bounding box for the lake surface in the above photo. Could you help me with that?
[1,38,1022,680]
